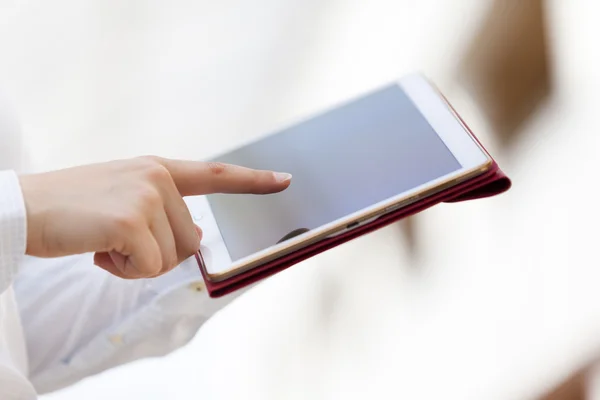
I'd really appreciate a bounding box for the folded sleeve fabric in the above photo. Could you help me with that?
[13,253,241,394]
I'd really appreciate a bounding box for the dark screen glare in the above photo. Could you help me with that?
[207,85,461,261]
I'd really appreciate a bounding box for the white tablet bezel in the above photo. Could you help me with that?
[189,74,491,280]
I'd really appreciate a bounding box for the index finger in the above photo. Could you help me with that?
[159,159,292,196]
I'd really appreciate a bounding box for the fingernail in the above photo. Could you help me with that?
[274,172,292,183]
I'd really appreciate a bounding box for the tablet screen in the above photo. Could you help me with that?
[207,85,461,261]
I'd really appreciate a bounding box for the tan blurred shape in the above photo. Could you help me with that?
[399,216,418,260]
[458,0,552,149]
[539,368,587,400]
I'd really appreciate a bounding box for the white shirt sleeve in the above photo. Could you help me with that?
[13,246,241,394]
[0,170,27,294]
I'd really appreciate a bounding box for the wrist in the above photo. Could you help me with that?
[18,173,46,257]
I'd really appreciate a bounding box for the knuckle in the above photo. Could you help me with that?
[137,185,162,209]
[144,258,163,277]
[112,212,144,234]
[144,163,171,184]
[133,156,171,183]
[137,155,163,166]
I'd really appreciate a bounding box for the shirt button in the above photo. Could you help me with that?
[109,334,124,345]
[192,213,203,222]
[189,281,205,292]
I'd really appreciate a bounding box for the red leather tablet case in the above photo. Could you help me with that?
[196,108,512,298]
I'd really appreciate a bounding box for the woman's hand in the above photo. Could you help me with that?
[19,156,291,279]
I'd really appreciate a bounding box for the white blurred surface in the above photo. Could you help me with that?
[1,0,600,398]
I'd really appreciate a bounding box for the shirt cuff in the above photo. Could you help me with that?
[141,255,243,317]
[0,170,27,293]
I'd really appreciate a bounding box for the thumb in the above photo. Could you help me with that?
[159,159,292,196]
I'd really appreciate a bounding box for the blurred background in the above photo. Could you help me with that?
[1,0,600,398]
